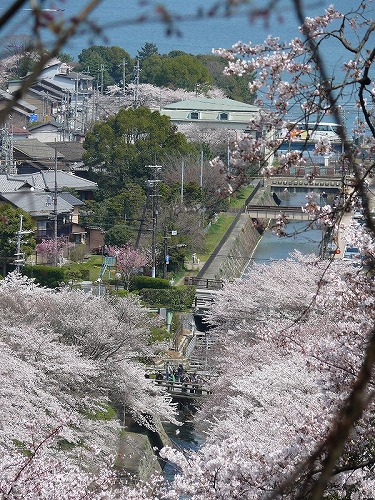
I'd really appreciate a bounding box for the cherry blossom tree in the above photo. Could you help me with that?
[121,1,375,497]
[107,245,149,289]
[36,237,71,266]
[2,1,375,498]
[151,252,375,499]
[0,271,177,497]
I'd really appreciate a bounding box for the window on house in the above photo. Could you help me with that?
[190,111,199,120]
[37,220,47,238]
[218,112,229,120]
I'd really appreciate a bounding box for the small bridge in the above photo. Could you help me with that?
[269,176,343,190]
[155,380,212,400]
[246,205,311,220]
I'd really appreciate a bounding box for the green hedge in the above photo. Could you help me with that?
[23,265,67,288]
[23,265,91,288]
[139,285,196,311]
[64,266,90,281]
[129,275,170,291]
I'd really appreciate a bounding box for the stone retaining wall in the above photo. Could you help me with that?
[217,218,261,280]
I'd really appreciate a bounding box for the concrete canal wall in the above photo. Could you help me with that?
[197,182,264,281]
[216,216,261,279]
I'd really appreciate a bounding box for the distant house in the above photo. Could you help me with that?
[13,138,64,171]
[0,89,37,128]
[160,97,260,134]
[7,87,63,127]
[0,186,85,243]
[11,138,89,178]
[46,141,86,171]
[28,121,62,143]
[0,171,100,247]
[7,60,94,135]
[11,170,98,202]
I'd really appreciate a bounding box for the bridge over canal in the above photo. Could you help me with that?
[155,380,212,400]
[246,205,311,220]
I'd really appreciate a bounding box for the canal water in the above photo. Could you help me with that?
[162,402,206,481]
[163,189,328,477]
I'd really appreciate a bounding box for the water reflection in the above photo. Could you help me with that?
[243,191,323,275]
[163,402,205,481]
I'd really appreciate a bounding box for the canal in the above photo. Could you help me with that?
[163,189,331,477]
[244,190,327,272]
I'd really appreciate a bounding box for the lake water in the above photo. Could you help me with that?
[1,0,358,60]
[0,0,359,128]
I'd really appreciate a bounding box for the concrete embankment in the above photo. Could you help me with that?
[196,181,268,281]
[201,214,261,280]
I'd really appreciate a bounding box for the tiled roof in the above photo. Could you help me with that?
[46,141,85,162]
[0,191,75,216]
[0,89,37,111]
[59,191,85,206]
[0,176,26,193]
[13,139,64,160]
[58,71,94,81]
[13,171,98,191]
[28,121,60,131]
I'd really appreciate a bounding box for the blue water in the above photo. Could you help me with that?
[162,403,205,481]
[245,220,321,267]
[243,192,322,275]
[0,0,359,59]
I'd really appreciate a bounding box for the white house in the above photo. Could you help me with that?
[160,97,260,133]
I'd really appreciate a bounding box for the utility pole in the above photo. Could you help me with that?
[200,150,203,187]
[100,64,105,95]
[147,165,162,278]
[53,144,58,267]
[133,59,140,108]
[14,215,33,272]
[163,227,177,279]
[14,215,25,272]
[1,124,16,175]
[163,226,169,280]
[180,160,184,206]
[122,58,126,96]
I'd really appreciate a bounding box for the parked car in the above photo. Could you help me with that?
[353,210,364,220]
[343,246,362,266]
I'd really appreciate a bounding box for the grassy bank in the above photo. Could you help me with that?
[198,213,236,262]
[229,184,254,209]
[197,184,254,263]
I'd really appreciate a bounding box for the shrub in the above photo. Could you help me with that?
[68,244,87,263]
[129,275,170,291]
[139,285,196,311]
[23,265,67,288]
[61,264,91,282]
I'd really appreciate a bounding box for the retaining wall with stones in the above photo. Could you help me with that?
[217,217,261,280]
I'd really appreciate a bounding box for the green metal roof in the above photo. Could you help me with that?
[162,97,259,112]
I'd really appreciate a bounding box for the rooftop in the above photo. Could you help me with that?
[162,97,259,112]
